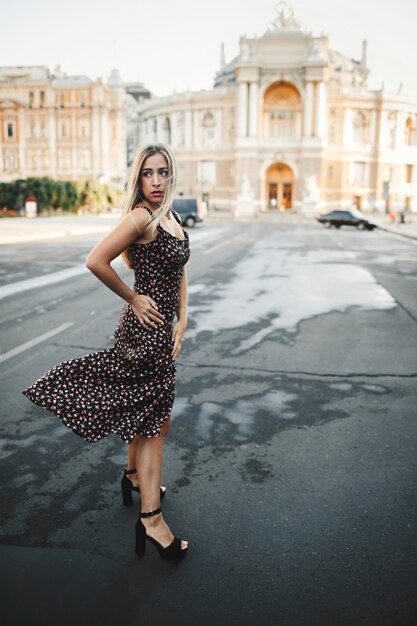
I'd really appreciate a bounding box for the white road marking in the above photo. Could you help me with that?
[0,264,88,300]
[0,257,124,300]
[0,322,74,364]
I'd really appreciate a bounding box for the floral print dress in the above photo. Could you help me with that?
[22,207,190,443]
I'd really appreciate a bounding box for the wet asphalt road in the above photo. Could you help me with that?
[1,218,417,626]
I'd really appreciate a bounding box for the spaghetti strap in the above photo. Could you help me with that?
[171,209,182,225]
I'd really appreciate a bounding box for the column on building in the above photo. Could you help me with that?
[315,81,327,138]
[91,107,101,176]
[100,107,110,179]
[343,107,354,148]
[18,107,26,174]
[193,110,199,148]
[170,112,177,146]
[48,107,57,174]
[71,108,77,173]
[248,81,259,138]
[184,110,192,147]
[303,81,314,137]
[238,80,249,137]
[395,111,406,150]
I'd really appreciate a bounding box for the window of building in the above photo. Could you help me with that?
[162,117,171,144]
[405,115,417,146]
[387,111,396,149]
[263,83,301,140]
[353,111,368,144]
[6,151,16,169]
[29,91,34,108]
[40,91,45,107]
[7,122,14,138]
[81,149,91,169]
[349,161,366,185]
[328,166,334,179]
[202,112,216,143]
[30,123,36,138]
[80,122,89,138]
[152,118,157,141]
[406,164,413,184]
[198,160,216,185]
[61,121,67,138]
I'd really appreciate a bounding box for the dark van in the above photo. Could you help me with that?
[171,197,205,228]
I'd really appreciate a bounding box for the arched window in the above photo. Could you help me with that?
[387,111,396,149]
[353,111,368,144]
[405,115,417,146]
[163,116,171,144]
[202,111,216,144]
[262,82,301,140]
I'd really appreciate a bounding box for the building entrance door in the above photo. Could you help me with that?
[265,163,294,210]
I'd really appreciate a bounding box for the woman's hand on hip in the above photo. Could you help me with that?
[130,294,164,328]
[171,321,186,359]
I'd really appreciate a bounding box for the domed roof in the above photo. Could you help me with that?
[213,55,238,87]
[328,49,361,73]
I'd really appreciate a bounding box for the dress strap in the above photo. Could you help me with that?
[133,203,154,218]
[171,209,182,225]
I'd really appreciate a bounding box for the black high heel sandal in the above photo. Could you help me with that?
[135,506,188,561]
[121,468,166,506]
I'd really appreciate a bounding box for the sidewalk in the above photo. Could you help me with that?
[0,215,117,244]
[370,212,417,241]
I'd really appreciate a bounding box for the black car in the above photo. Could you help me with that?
[171,197,204,228]
[316,209,376,230]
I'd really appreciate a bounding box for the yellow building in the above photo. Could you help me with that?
[0,65,126,187]
[137,4,417,215]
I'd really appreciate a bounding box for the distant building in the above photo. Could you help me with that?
[0,65,127,187]
[136,3,417,213]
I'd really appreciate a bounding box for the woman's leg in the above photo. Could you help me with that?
[136,418,188,550]
[126,430,166,492]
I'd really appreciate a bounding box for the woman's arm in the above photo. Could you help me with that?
[172,266,188,358]
[85,207,164,328]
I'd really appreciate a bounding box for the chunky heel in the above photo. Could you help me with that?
[135,506,188,561]
[135,519,146,556]
[121,472,134,506]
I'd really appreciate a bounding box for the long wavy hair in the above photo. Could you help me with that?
[120,143,178,269]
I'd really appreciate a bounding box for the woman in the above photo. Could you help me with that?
[22,143,190,561]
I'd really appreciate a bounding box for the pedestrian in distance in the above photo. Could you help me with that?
[22,143,190,562]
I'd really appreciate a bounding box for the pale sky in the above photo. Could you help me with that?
[1,0,416,99]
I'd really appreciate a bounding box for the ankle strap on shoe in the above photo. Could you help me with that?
[125,468,137,475]
[140,507,161,518]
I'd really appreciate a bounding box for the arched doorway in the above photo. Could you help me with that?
[265,162,294,210]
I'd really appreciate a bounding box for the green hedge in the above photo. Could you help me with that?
[0,177,123,214]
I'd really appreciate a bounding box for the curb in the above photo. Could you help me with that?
[375,225,417,242]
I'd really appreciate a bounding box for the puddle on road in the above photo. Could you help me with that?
[188,236,396,354]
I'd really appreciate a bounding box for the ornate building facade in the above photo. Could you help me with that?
[137,3,417,214]
[0,65,127,187]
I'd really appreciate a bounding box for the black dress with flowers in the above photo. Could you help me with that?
[21,207,190,443]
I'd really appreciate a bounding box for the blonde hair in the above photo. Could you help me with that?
[120,143,178,269]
